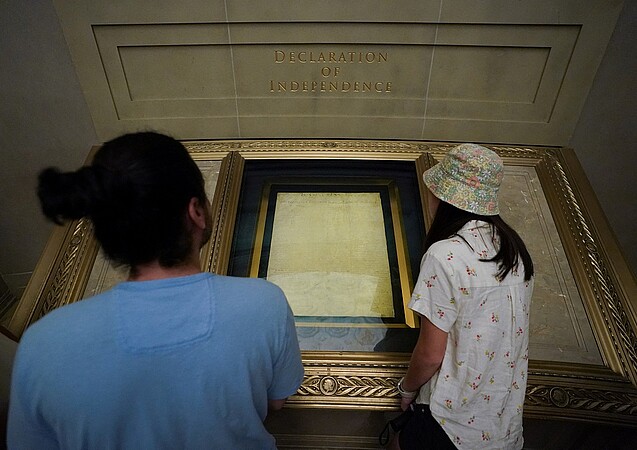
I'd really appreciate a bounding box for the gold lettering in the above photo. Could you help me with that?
[272,80,392,93]
[275,50,389,64]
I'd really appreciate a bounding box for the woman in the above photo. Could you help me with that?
[391,143,534,449]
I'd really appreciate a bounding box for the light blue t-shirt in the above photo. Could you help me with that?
[8,273,304,449]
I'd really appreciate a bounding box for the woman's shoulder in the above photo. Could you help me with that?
[421,238,473,274]
[427,235,474,256]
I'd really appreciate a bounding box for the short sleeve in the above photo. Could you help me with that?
[268,301,304,400]
[408,249,458,333]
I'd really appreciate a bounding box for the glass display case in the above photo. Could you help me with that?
[10,140,637,425]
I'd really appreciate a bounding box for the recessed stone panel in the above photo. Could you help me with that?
[429,46,549,103]
[238,116,425,139]
[93,24,236,120]
[119,45,234,101]
[225,0,443,23]
[56,1,621,144]
[239,46,405,97]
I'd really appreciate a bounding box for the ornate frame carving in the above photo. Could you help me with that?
[10,140,637,426]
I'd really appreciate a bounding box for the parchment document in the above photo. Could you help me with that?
[267,192,394,317]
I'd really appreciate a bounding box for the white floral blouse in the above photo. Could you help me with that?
[408,220,534,449]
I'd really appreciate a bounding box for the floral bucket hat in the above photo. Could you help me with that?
[423,143,504,216]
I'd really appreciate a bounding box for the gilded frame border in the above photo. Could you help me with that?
[249,177,417,329]
[9,140,637,426]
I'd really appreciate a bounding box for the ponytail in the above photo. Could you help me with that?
[37,166,102,225]
[36,132,207,269]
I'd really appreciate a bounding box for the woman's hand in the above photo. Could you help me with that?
[401,396,414,411]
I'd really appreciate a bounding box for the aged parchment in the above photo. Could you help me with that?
[267,192,394,317]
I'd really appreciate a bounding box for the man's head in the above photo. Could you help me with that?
[38,132,209,270]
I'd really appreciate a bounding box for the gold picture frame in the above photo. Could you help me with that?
[9,140,637,426]
[249,178,417,329]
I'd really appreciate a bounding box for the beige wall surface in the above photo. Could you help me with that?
[0,0,635,303]
[1,1,636,440]
[53,0,621,145]
[0,0,98,299]
[569,0,637,274]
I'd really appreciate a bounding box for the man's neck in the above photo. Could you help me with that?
[129,203,208,282]
[128,259,201,282]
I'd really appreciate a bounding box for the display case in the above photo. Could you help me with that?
[9,140,637,426]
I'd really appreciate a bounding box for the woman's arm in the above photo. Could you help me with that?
[400,315,448,410]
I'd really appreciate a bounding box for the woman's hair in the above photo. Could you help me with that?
[423,201,534,281]
[37,132,207,269]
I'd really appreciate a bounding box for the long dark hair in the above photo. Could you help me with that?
[37,132,207,269]
[423,201,534,281]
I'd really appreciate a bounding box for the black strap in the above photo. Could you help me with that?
[379,421,392,446]
[378,404,415,446]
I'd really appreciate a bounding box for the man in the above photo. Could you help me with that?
[8,132,304,449]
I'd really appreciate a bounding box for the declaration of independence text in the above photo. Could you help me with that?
[270,49,392,94]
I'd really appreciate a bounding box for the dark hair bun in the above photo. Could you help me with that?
[36,132,207,267]
[37,166,100,224]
